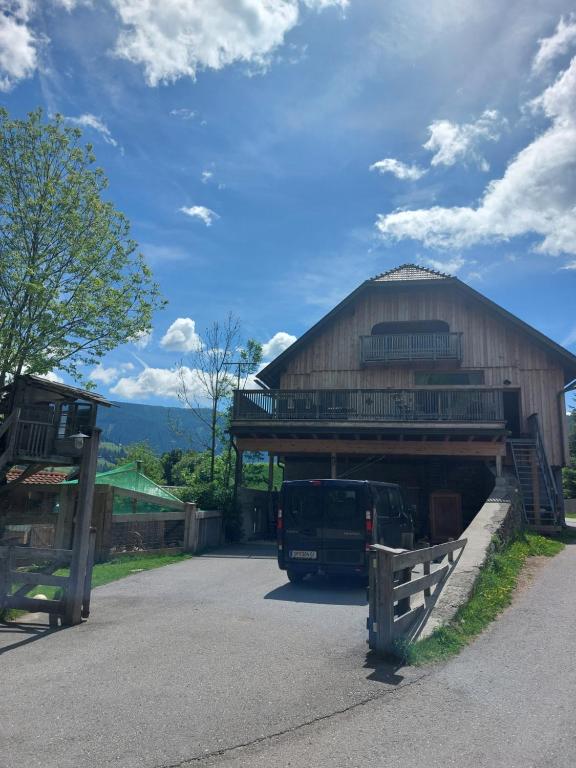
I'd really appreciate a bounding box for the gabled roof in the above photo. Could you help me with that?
[9,374,111,407]
[372,264,450,281]
[256,263,576,387]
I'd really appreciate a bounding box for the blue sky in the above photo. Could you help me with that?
[1,0,576,405]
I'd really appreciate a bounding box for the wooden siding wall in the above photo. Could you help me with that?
[279,285,568,466]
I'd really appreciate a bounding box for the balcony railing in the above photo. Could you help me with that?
[360,333,462,364]
[233,388,504,424]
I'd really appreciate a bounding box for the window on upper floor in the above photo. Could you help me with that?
[371,320,449,335]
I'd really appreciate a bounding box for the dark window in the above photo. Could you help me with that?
[284,486,322,534]
[371,320,449,335]
[414,371,484,385]
[324,488,364,535]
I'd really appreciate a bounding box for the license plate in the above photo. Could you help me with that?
[289,550,317,560]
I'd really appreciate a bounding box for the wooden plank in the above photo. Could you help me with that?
[390,538,467,570]
[393,563,450,601]
[236,438,505,458]
[393,605,425,637]
[5,595,64,614]
[11,546,73,561]
[9,570,69,587]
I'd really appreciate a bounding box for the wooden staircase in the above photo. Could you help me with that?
[509,416,561,531]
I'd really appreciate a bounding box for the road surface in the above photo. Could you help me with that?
[1,540,574,768]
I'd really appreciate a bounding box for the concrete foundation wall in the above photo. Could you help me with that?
[420,473,523,638]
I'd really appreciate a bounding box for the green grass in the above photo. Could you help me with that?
[565,511,576,519]
[405,533,564,666]
[3,552,192,616]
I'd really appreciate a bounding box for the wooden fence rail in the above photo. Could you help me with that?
[368,538,467,655]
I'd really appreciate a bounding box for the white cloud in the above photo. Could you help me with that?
[160,318,202,353]
[425,256,466,274]
[169,108,196,120]
[201,170,213,183]
[110,0,346,87]
[90,362,134,386]
[369,158,427,181]
[533,14,576,75]
[423,110,505,170]
[180,205,219,226]
[63,113,118,146]
[262,331,297,360]
[40,371,64,384]
[110,365,204,401]
[561,325,576,347]
[131,329,152,349]
[0,1,38,92]
[376,53,576,257]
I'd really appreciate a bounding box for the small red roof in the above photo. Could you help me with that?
[6,469,69,485]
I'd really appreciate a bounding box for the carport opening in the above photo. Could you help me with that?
[282,455,495,544]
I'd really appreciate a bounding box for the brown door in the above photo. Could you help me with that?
[429,492,462,542]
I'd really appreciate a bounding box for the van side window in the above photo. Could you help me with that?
[387,488,403,518]
[374,487,391,519]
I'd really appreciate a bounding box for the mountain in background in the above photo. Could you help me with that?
[97,401,215,454]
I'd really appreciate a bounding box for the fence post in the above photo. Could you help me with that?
[0,546,9,612]
[63,428,100,626]
[368,546,395,655]
[81,528,97,619]
[184,503,198,553]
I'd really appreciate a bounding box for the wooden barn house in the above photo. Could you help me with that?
[232,265,576,539]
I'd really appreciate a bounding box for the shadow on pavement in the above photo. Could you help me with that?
[0,621,63,656]
[363,651,406,685]
[265,575,368,606]
[199,542,277,559]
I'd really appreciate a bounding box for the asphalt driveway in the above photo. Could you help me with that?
[0,543,421,768]
[2,539,575,768]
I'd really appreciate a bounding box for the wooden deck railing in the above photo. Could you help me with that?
[233,388,504,423]
[360,332,462,364]
[367,538,467,655]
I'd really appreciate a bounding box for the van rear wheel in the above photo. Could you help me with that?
[287,570,305,584]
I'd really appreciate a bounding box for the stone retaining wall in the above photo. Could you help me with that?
[420,473,523,638]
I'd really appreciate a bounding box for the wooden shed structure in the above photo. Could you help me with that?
[0,375,110,624]
[232,265,576,538]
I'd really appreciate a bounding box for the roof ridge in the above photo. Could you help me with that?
[371,263,453,281]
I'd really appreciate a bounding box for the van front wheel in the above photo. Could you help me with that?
[287,570,305,584]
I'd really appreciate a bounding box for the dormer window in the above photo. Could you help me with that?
[371,320,449,335]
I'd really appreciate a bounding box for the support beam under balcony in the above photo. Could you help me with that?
[236,437,505,458]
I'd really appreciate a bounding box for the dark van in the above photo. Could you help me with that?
[277,479,414,583]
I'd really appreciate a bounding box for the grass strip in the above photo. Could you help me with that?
[2,552,192,619]
[405,532,564,666]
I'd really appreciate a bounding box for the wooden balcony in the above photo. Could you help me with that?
[360,333,462,365]
[233,388,504,425]
[0,403,92,466]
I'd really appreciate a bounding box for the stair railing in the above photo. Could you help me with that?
[527,414,560,523]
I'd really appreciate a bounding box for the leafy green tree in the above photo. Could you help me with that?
[563,411,576,498]
[170,451,199,486]
[160,449,183,485]
[0,108,164,387]
[242,462,283,491]
[118,442,165,486]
